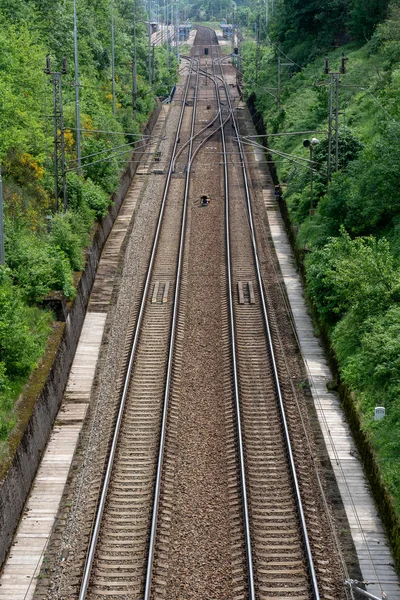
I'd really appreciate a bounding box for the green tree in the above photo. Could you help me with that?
[348,0,390,42]
[306,227,399,323]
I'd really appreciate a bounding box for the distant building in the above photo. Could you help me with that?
[146,21,158,35]
[220,23,233,39]
[178,23,192,40]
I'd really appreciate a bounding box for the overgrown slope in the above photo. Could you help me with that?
[0,0,176,444]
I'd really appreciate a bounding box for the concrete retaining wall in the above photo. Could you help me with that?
[0,101,162,568]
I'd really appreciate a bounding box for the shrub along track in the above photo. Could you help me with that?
[35,27,352,600]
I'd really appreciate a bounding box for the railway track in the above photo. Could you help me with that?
[55,26,346,600]
[212,44,318,599]
[211,40,345,599]
[77,31,215,600]
[77,56,200,599]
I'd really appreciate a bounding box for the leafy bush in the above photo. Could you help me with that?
[315,124,400,238]
[0,361,12,440]
[0,362,9,396]
[50,211,91,271]
[0,408,15,441]
[82,179,111,220]
[66,173,111,221]
[0,267,53,440]
[0,268,52,377]
[341,306,400,409]
[306,228,399,324]
[5,225,75,302]
[80,137,120,194]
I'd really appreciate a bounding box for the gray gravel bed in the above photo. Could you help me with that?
[150,75,242,599]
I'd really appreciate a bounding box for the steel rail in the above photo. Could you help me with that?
[172,104,220,170]
[189,67,232,163]
[77,57,196,600]
[172,57,234,168]
[191,109,231,163]
[210,37,257,600]
[143,51,201,600]
[216,52,321,600]
[171,60,225,169]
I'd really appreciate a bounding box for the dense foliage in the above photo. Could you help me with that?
[0,0,177,441]
[237,0,395,64]
[272,0,390,54]
[241,0,400,511]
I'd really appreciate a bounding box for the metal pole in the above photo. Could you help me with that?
[0,166,4,266]
[58,75,67,212]
[177,2,179,57]
[327,74,333,181]
[111,0,116,117]
[152,42,155,85]
[161,0,164,45]
[73,0,81,171]
[156,0,159,34]
[148,0,152,85]
[309,145,313,216]
[238,25,242,74]
[335,74,339,172]
[132,0,137,120]
[255,19,260,84]
[170,0,173,51]
[277,44,281,109]
[52,75,59,212]
[165,0,170,71]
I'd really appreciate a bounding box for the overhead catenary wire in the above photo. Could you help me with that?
[341,85,400,125]
[241,130,327,137]
[240,138,328,174]
[68,137,165,163]
[68,140,141,163]
[67,127,155,137]
[66,142,150,172]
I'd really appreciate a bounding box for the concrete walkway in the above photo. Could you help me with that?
[0,312,106,600]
